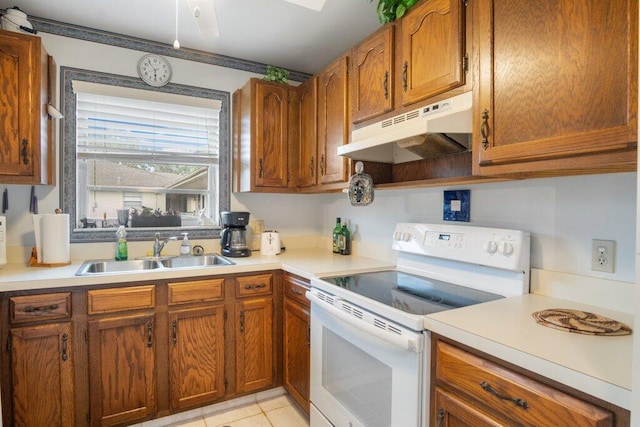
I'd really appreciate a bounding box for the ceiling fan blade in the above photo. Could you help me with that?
[186,0,220,38]
[283,0,327,11]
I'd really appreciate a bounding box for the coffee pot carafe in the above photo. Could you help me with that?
[220,211,251,257]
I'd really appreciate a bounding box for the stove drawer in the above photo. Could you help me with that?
[434,340,613,427]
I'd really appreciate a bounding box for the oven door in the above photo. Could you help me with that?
[308,290,429,427]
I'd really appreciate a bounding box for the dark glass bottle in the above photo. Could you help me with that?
[332,217,342,254]
[340,222,351,255]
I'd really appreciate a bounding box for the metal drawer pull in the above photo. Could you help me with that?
[23,304,60,313]
[291,287,304,295]
[480,381,529,409]
[244,283,266,290]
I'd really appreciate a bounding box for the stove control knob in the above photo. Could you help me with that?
[486,240,498,254]
[393,231,402,241]
[501,242,514,256]
[402,232,412,242]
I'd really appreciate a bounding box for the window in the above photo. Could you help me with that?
[61,67,230,242]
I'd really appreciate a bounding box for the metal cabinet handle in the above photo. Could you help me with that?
[480,381,529,409]
[147,322,153,348]
[436,408,445,427]
[245,283,266,290]
[172,320,177,345]
[23,304,59,313]
[21,139,29,165]
[61,333,68,361]
[310,156,314,177]
[239,311,245,333]
[402,61,408,92]
[320,154,325,175]
[291,287,303,296]
[481,109,490,149]
[258,158,264,178]
[383,71,389,99]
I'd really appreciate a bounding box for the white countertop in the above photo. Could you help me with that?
[0,248,631,410]
[425,294,632,410]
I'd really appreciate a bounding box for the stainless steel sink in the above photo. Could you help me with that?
[76,259,163,275]
[160,254,235,268]
[76,254,234,276]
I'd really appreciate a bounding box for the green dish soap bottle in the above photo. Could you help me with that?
[115,225,128,261]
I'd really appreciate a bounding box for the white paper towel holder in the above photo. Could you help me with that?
[29,210,72,267]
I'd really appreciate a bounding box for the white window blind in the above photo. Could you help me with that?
[75,90,221,165]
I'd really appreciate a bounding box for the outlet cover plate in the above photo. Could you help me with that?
[443,190,470,222]
[591,239,615,273]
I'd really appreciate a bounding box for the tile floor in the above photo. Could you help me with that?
[132,388,309,427]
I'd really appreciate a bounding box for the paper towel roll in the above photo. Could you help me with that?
[40,214,70,264]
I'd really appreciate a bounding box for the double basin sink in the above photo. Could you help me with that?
[76,254,234,276]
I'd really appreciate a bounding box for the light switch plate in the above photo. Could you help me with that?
[443,190,470,222]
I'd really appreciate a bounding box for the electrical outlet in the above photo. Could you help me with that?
[591,239,615,273]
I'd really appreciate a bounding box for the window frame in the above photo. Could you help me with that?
[61,67,230,243]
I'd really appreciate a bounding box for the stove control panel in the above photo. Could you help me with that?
[392,223,530,273]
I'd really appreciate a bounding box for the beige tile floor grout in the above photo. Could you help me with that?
[134,390,309,427]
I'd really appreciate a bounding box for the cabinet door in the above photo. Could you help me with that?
[297,77,318,189]
[474,0,638,175]
[283,298,310,414]
[169,305,225,411]
[10,323,74,427]
[0,30,50,184]
[254,81,290,188]
[433,387,505,427]
[235,297,273,393]
[351,26,395,123]
[88,313,156,426]
[317,55,350,185]
[399,0,465,106]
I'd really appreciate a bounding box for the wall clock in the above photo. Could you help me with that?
[137,54,172,87]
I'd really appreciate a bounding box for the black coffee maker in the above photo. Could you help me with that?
[220,211,251,257]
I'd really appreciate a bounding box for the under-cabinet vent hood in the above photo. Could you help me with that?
[340,91,473,164]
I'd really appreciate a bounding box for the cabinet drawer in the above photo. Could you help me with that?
[168,278,224,305]
[435,341,613,427]
[10,292,72,324]
[235,274,273,297]
[88,285,155,314]
[284,275,309,306]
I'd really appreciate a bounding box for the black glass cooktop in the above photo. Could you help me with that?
[323,270,504,315]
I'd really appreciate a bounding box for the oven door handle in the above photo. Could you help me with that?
[308,292,423,353]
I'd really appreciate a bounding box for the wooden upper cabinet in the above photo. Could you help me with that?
[351,25,395,124]
[233,78,295,192]
[317,55,350,186]
[398,0,466,107]
[254,81,290,188]
[297,77,318,189]
[473,0,638,176]
[0,29,52,185]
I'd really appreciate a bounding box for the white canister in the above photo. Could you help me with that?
[260,231,281,256]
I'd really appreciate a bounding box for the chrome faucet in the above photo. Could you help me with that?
[153,233,178,257]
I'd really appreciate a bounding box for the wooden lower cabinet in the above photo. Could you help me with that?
[168,305,225,411]
[432,336,628,427]
[283,273,310,414]
[235,297,274,393]
[88,313,157,426]
[10,322,75,427]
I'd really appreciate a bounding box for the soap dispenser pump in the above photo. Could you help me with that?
[180,232,191,256]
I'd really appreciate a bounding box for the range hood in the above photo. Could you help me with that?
[340,91,473,164]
